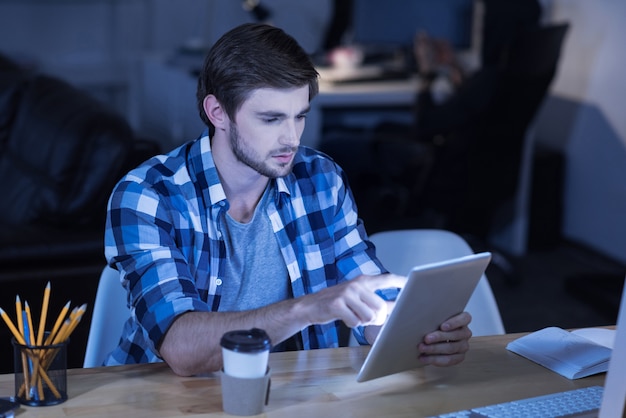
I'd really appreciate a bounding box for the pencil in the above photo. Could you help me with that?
[21,309,33,400]
[51,319,71,346]
[36,282,51,346]
[70,303,87,329]
[24,301,36,346]
[19,351,62,400]
[14,296,31,400]
[23,297,44,399]
[41,304,87,378]
[23,300,43,398]
[44,301,70,346]
[60,303,87,343]
[16,295,24,339]
[0,307,26,345]
[36,365,62,399]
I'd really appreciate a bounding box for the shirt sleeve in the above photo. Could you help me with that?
[105,176,211,354]
[330,162,400,345]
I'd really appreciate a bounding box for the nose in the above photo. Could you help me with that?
[280,119,302,147]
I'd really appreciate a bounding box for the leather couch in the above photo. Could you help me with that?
[0,53,161,372]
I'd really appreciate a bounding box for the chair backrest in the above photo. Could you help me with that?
[369,229,505,337]
[450,23,570,239]
[83,265,129,368]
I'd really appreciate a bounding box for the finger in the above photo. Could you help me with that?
[342,311,365,329]
[350,276,402,326]
[420,336,470,352]
[336,299,368,329]
[419,352,467,367]
[440,311,472,332]
[360,273,408,292]
[347,290,388,326]
[418,334,470,366]
[370,300,397,325]
[424,325,472,345]
[424,328,473,345]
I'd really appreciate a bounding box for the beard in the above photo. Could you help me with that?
[229,123,297,179]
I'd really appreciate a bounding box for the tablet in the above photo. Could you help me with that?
[356,252,492,382]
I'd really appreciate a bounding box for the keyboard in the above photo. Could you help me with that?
[430,386,603,418]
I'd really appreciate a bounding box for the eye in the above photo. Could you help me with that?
[263,117,279,124]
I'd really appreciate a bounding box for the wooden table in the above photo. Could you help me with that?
[0,333,605,417]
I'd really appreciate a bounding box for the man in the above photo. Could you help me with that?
[104,23,472,377]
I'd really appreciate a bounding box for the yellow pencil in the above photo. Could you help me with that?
[15,295,24,339]
[69,303,87,330]
[37,365,62,399]
[44,301,70,346]
[36,282,51,346]
[19,353,62,400]
[14,296,31,400]
[59,303,87,343]
[0,307,26,345]
[51,318,72,346]
[41,304,87,372]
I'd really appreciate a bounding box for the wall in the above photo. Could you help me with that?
[1,0,625,263]
[545,0,626,263]
[0,0,201,114]
[0,0,330,116]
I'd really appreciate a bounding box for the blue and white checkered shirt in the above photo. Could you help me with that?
[104,130,392,365]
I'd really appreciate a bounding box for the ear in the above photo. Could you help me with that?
[203,94,228,130]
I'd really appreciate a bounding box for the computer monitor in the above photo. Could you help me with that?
[599,276,626,418]
[350,0,474,50]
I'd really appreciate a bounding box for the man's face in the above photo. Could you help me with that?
[229,86,310,179]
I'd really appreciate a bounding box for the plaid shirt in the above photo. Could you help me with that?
[104,130,392,365]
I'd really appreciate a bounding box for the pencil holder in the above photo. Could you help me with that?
[12,336,68,406]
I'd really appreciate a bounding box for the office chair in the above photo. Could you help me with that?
[347,228,504,346]
[441,22,571,241]
[371,229,505,336]
[83,265,129,368]
[321,23,570,247]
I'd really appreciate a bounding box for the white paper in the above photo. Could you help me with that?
[506,327,613,379]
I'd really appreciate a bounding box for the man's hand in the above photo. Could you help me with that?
[159,273,405,376]
[417,311,473,367]
[297,273,406,329]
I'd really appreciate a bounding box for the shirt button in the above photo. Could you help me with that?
[216,279,223,286]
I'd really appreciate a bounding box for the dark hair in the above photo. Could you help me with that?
[196,23,319,135]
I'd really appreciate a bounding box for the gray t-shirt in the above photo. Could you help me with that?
[218,184,290,312]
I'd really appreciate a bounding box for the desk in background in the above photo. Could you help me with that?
[305,75,419,148]
[0,333,605,417]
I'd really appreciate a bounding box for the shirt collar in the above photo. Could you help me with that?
[189,129,294,208]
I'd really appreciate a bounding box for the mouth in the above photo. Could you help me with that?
[272,149,297,165]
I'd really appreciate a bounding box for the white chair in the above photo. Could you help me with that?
[355,229,505,344]
[83,265,130,368]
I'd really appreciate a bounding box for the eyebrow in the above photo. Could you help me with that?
[255,105,311,118]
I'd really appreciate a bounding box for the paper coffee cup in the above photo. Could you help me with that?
[220,328,271,378]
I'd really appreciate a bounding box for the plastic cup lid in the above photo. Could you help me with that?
[220,328,272,353]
